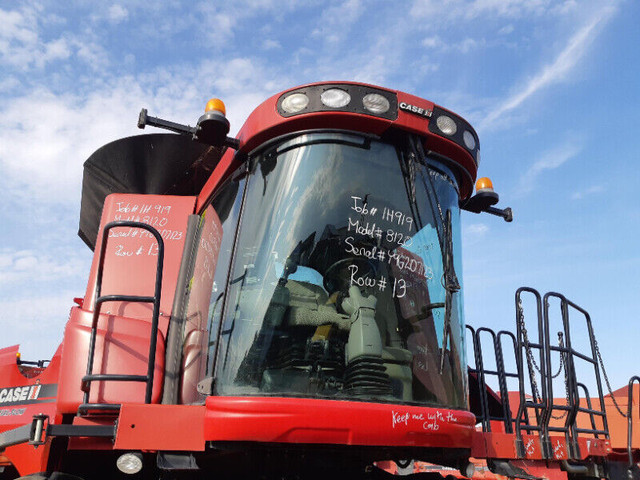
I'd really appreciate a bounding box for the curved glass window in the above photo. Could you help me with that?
[180,175,246,404]
[214,132,467,408]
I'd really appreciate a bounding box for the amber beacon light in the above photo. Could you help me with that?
[475,177,494,193]
[204,98,226,116]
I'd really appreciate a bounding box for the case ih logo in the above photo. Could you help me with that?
[0,384,56,406]
[398,102,432,118]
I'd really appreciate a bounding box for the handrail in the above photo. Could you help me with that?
[79,220,164,414]
[628,376,640,469]
[515,287,548,455]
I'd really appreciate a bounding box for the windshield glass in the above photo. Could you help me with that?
[213,132,466,408]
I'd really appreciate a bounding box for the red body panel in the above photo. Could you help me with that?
[55,194,196,413]
[56,307,167,412]
[203,397,476,448]
[83,194,196,319]
[0,345,61,475]
[114,404,206,451]
[471,431,610,461]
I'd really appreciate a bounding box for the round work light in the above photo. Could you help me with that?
[281,93,310,114]
[435,115,457,136]
[362,93,390,114]
[463,130,476,150]
[116,452,143,475]
[320,88,351,108]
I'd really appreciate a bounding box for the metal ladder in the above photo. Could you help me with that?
[78,221,164,415]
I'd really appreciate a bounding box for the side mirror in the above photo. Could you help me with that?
[463,190,499,213]
[461,178,513,222]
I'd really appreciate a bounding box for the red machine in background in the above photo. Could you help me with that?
[0,82,637,480]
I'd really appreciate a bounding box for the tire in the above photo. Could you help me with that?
[16,473,84,480]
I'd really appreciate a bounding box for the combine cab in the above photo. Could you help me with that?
[0,82,636,480]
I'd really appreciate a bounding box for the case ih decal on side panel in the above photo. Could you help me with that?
[0,345,61,475]
[0,384,57,407]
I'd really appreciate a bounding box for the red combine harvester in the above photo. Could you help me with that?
[0,82,637,480]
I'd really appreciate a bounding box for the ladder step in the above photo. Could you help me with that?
[82,374,148,383]
[97,294,155,304]
[81,374,148,393]
[78,403,121,415]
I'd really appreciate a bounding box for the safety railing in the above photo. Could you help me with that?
[542,292,609,458]
[628,376,640,471]
[471,326,523,434]
[514,287,550,456]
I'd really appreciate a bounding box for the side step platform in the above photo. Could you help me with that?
[469,287,611,463]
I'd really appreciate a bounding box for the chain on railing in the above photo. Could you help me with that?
[518,299,570,419]
[594,336,628,418]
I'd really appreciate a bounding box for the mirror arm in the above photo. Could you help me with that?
[138,108,241,150]
[138,108,196,136]
[224,136,240,150]
[485,206,513,222]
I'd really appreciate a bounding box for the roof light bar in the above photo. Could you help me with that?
[276,83,398,120]
[428,106,480,165]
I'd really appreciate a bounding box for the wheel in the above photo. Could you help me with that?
[16,473,84,480]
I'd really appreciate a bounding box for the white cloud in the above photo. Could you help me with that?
[74,39,110,70]
[456,38,483,53]
[0,6,42,69]
[480,5,617,129]
[0,6,38,44]
[571,185,605,200]
[0,293,72,329]
[422,36,443,48]
[0,248,89,286]
[0,5,112,71]
[0,292,78,359]
[0,75,20,92]
[205,12,235,43]
[262,39,281,50]
[41,37,71,65]
[410,0,550,22]
[498,24,514,35]
[422,35,483,53]
[108,4,129,23]
[311,0,364,46]
[467,0,549,18]
[465,223,490,236]
[0,54,289,207]
[517,136,583,195]
[352,53,392,85]
[550,0,579,15]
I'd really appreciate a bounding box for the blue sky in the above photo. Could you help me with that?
[1,1,638,395]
